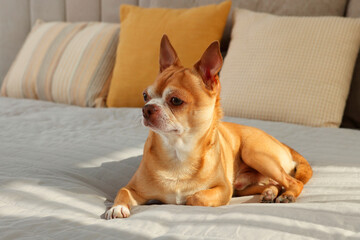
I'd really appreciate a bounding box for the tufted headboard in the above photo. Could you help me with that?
[0,0,352,86]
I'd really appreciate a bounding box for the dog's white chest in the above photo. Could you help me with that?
[161,135,194,162]
[157,170,203,204]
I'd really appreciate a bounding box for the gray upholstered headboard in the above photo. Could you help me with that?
[0,0,350,86]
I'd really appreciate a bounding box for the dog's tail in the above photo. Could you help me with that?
[287,146,313,184]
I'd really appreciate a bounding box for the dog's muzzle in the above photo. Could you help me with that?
[142,104,160,120]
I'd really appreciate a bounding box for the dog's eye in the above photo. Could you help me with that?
[170,97,183,106]
[143,92,148,102]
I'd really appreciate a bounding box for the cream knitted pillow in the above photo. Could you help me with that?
[220,9,360,127]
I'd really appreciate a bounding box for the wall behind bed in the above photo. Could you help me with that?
[0,0,350,86]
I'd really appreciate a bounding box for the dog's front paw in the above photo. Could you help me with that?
[105,205,130,219]
[186,194,204,206]
[186,193,212,206]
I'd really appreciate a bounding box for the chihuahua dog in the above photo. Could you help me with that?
[105,35,312,219]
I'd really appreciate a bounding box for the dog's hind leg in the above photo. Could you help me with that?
[259,184,282,203]
[235,184,267,196]
[240,142,304,203]
[235,183,282,203]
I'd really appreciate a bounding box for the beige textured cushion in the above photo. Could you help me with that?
[220,9,360,127]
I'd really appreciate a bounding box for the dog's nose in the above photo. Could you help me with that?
[142,104,159,119]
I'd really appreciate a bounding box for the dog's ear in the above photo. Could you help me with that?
[159,35,181,72]
[194,41,223,91]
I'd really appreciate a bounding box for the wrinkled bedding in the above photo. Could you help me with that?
[0,97,360,240]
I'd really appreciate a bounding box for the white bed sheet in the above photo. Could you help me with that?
[0,97,359,240]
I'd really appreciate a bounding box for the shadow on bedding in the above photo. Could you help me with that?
[75,156,143,200]
[0,215,152,239]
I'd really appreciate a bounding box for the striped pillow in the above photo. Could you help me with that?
[1,20,120,107]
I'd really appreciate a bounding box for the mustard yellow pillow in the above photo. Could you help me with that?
[107,1,231,107]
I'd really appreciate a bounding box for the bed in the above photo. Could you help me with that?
[1,97,359,239]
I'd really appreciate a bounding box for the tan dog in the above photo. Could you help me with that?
[105,35,313,219]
